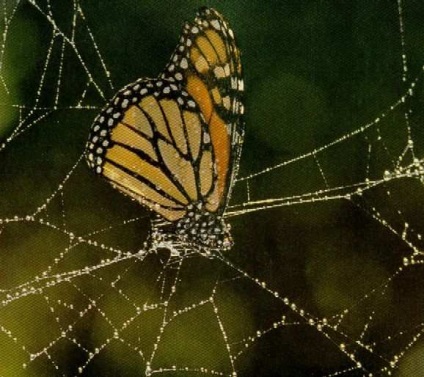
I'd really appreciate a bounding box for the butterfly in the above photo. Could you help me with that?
[85,7,244,255]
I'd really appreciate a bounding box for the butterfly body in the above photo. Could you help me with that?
[85,7,243,255]
[150,201,233,256]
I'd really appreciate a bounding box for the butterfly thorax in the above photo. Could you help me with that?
[149,202,232,257]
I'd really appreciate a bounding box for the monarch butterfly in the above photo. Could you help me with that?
[85,7,244,255]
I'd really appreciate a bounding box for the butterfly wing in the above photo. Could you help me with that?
[161,7,244,214]
[86,7,243,224]
[86,78,219,222]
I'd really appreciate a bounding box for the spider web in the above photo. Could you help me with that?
[1,1,424,376]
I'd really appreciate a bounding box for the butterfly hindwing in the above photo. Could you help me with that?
[86,78,219,222]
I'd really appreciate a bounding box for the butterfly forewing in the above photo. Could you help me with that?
[161,7,244,214]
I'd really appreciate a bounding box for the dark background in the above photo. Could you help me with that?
[1,1,424,376]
